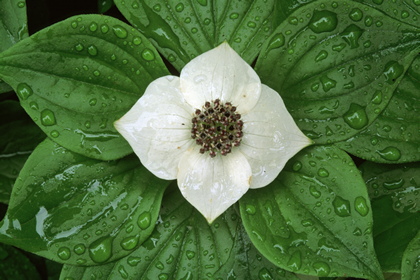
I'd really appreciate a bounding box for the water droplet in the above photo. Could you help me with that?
[332,43,346,52]
[74,244,86,255]
[384,61,404,84]
[287,251,302,271]
[168,54,176,62]
[88,236,113,263]
[349,8,363,21]
[292,161,302,171]
[288,16,298,25]
[308,10,338,33]
[175,3,184,12]
[247,21,257,28]
[245,204,256,214]
[16,83,33,100]
[354,196,369,216]
[118,265,128,279]
[186,250,196,260]
[267,33,285,51]
[137,211,151,229]
[153,4,161,11]
[343,103,368,129]
[71,21,78,29]
[313,261,330,276]
[364,16,373,27]
[301,219,313,227]
[50,130,59,138]
[100,24,109,34]
[371,90,382,104]
[353,227,362,236]
[89,22,98,32]
[121,236,139,250]
[75,43,84,52]
[315,50,328,62]
[127,256,141,266]
[377,146,401,161]
[89,98,97,106]
[41,109,56,126]
[158,273,169,280]
[258,268,274,280]
[133,37,142,45]
[230,13,239,19]
[113,25,128,39]
[17,1,25,8]
[88,45,98,56]
[341,24,364,49]
[317,168,329,177]
[191,28,198,34]
[332,196,351,217]
[383,178,404,190]
[142,48,155,61]
[320,75,337,92]
[196,0,207,6]
[309,185,321,198]
[57,247,71,260]
[344,81,355,89]
[29,101,38,110]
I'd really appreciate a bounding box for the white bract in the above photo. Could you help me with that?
[114,42,312,223]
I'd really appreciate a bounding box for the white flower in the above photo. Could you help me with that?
[114,42,312,223]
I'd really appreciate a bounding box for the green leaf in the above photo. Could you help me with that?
[0,100,45,204]
[256,0,420,144]
[98,0,114,13]
[240,145,383,280]
[115,0,282,71]
[0,0,28,93]
[60,187,298,280]
[0,243,41,280]
[401,230,420,280]
[0,138,169,266]
[0,14,169,160]
[335,55,420,163]
[359,161,420,272]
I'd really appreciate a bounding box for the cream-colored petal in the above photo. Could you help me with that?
[180,42,261,114]
[114,76,194,180]
[178,146,252,223]
[239,85,312,189]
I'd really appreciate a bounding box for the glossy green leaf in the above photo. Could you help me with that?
[60,187,298,280]
[0,14,169,160]
[256,0,420,144]
[240,145,383,280]
[360,161,420,272]
[0,0,28,93]
[98,0,114,13]
[0,138,169,266]
[0,243,41,279]
[115,0,282,71]
[401,230,420,280]
[336,55,420,163]
[0,100,44,204]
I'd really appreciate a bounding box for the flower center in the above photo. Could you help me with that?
[191,99,243,158]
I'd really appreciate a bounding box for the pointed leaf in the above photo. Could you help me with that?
[60,187,298,280]
[256,0,420,144]
[335,55,420,163]
[0,0,28,93]
[115,0,282,71]
[401,230,420,280]
[0,100,44,204]
[0,139,169,265]
[0,14,169,160]
[360,161,420,272]
[240,145,383,280]
[0,243,41,280]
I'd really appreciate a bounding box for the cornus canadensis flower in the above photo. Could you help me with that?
[114,42,312,223]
